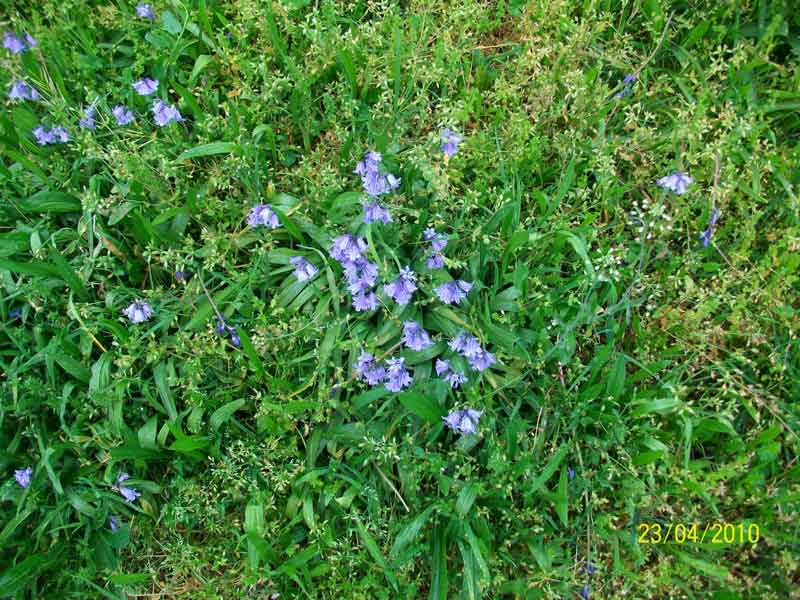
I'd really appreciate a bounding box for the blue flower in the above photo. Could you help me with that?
[33,125,69,145]
[468,349,496,372]
[247,204,280,229]
[352,291,378,312]
[698,207,719,248]
[13,466,32,488]
[434,280,472,305]
[424,228,448,252]
[136,3,156,20]
[228,327,241,347]
[581,584,590,599]
[175,270,188,282]
[384,266,417,305]
[385,357,412,392]
[657,171,693,195]
[109,516,120,532]
[3,31,35,54]
[354,351,386,386]
[426,253,444,270]
[123,300,153,323]
[133,77,158,96]
[112,473,140,503]
[585,562,596,575]
[448,332,495,372]
[354,151,401,197]
[443,409,482,435]
[440,128,463,158]
[79,105,97,130]
[435,359,451,375]
[402,321,433,351]
[8,308,22,320]
[8,80,40,101]
[568,467,576,481]
[363,201,393,224]
[112,105,135,126]
[435,359,467,388]
[290,256,318,282]
[330,234,368,263]
[343,258,379,295]
[615,73,637,99]
[152,99,182,126]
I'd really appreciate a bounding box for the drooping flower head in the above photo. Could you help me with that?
[8,80,40,101]
[440,128,463,158]
[435,358,451,375]
[362,201,392,224]
[384,266,417,306]
[449,332,495,372]
[112,105,135,126]
[435,359,467,388]
[434,280,472,305]
[151,99,182,126]
[385,357,412,392]
[330,234,368,264]
[8,308,22,320]
[402,321,433,351]
[657,171,693,195]
[698,207,719,248]
[468,349,496,372]
[427,253,444,270]
[354,151,401,197]
[343,258,379,295]
[290,256,318,282]
[354,351,386,386]
[79,105,97,130]
[568,467,576,481]
[581,584,590,599]
[352,291,378,312]
[247,204,280,229]
[133,77,158,96]
[3,32,34,54]
[109,516,120,532]
[443,409,482,435]
[33,125,69,145]
[136,3,156,20]
[423,228,448,252]
[123,300,153,323]
[14,466,32,488]
[112,472,141,503]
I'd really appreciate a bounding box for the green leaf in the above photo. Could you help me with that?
[175,142,238,161]
[185,284,236,330]
[54,353,91,383]
[456,484,478,516]
[399,390,446,422]
[17,190,81,213]
[355,515,398,591]
[48,247,88,300]
[238,329,265,380]
[530,445,568,494]
[154,362,178,422]
[390,505,435,560]
[138,416,158,449]
[271,205,303,242]
[555,467,568,526]
[209,399,246,431]
[0,554,52,596]
[429,523,449,600]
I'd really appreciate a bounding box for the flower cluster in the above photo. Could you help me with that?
[402,321,432,351]
[434,280,472,305]
[8,80,40,101]
[3,31,36,54]
[215,316,241,347]
[354,151,400,224]
[33,125,69,145]
[152,99,183,126]
[615,73,636,99]
[435,359,467,389]
[330,234,380,311]
[112,473,140,503]
[424,228,448,269]
[123,300,153,324]
[247,204,280,229]
[440,128,463,158]
[14,466,32,488]
[135,3,156,20]
[133,77,159,96]
[112,105,135,126]
[699,207,719,247]
[443,408,482,435]
[657,171,693,195]
[384,266,418,306]
[79,105,97,130]
[449,332,496,371]
[290,256,318,282]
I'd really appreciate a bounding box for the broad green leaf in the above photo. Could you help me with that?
[17,190,81,213]
[399,390,446,422]
[530,445,568,494]
[209,399,246,431]
[175,142,238,161]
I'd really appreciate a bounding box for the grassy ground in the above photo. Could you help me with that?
[1,0,799,598]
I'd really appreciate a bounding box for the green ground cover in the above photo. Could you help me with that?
[1,0,798,598]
